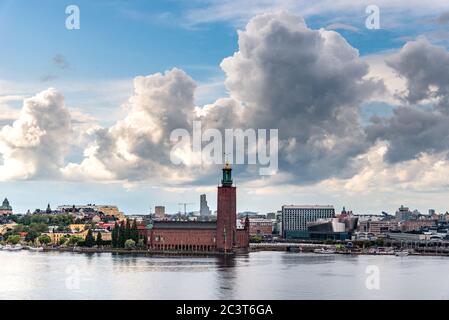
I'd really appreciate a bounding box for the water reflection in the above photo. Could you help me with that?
[1,251,449,299]
[215,255,237,299]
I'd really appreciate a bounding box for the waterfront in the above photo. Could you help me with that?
[1,251,449,299]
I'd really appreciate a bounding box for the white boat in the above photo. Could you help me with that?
[314,248,336,254]
[395,251,409,257]
[4,244,23,251]
[28,246,44,252]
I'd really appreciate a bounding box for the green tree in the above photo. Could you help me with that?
[7,234,21,245]
[131,219,139,243]
[137,238,145,249]
[125,219,131,240]
[67,235,81,246]
[25,230,39,242]
[143,233,148,246]
[124,239,136,250]
[96,232,103,247]
[29,222,49,233]
[59,236,68,246]
[84,229,95,247]
[111,222,118,248]
[38,234,52,246]
[118,221,126,248]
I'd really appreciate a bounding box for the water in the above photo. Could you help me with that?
[0,250,448,299]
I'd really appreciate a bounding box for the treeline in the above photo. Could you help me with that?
[8,214,74,226]
[111,219,147,248]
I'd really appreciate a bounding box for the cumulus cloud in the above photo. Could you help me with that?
[367,107,449,163]
[328,142,449,194]
[0,88,71,180]
[386,38,449,109]
[6,11,449,196]
[201,12,383,182]
[367,38,449,164]
[62,68,201,182]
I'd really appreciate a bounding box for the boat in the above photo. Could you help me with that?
[314,248,336,254]
[3,244,23,251]
[28,246,44,252]
[395,250,409,257]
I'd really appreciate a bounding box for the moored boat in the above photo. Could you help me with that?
[3,244,23,251]
[29,246,44,252]
[395,250,409,257]
[314,248,336,254]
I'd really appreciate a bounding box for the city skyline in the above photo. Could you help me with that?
[2,1,449,215]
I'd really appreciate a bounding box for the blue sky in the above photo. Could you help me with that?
[1,0,449,215]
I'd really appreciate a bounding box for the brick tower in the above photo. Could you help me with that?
[216,162,237,253]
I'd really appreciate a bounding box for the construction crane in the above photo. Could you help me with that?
[178,202,195,215]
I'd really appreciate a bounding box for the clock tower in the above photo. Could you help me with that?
[216,162,237,253]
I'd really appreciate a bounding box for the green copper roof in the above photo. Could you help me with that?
[221,163,233,186]
[0,198,12,210]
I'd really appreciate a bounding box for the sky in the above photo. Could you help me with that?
[1,0,449,215]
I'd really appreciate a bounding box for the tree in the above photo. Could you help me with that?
[84,229,95,247]
[137,238,145,249]
[118,221,126,248]
[67,235,81,246]
[29,222,50,233]
[131,219,139,243]
[38,234,52,246]
[124,239,136,250]
[96,232,103,247]
[112,222,118,248]
[125,219,131,240]
[25,230,39,242]
[59,236,68,246]
[7,235,21,245]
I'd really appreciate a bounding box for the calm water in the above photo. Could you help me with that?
[0,250,449,299]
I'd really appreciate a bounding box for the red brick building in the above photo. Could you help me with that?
[248,218,273,237]
[147,164,249,253]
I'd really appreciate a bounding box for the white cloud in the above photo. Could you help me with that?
[0,88,71,180]
[2,11,449,217]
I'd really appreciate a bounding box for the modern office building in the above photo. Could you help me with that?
[154,206,166,219]
[395,205,415,221]
[199,194,211,216]
[281,205,335,238]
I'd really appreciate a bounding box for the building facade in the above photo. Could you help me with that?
[199,194,211,216]
[147,164,249,253]
[358,220,398,234]
[282,205,335,238]
[248,218,273,237]
[154,206,165,219]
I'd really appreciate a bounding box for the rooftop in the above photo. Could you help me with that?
[152,221,217,230]
[282,205,334,209]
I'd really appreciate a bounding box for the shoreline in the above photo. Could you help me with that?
[2,245,447,258]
